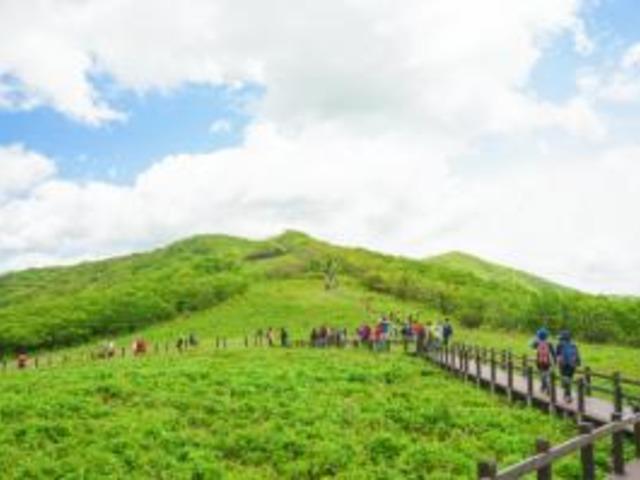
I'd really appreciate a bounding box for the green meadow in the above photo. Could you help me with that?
[1,232,638,478]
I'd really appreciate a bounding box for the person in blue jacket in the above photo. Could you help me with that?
[556,330,581,403]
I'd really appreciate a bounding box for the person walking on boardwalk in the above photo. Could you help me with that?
[556,330,581,403]
[530,327,555,394]
[442,319,453,347]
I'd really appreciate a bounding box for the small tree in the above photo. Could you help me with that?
[322,257,340,290]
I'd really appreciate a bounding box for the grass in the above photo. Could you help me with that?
[0,347,597,479]
[0,277,636,478]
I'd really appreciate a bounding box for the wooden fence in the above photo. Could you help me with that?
[477,411,640,479]
[434,343,640,416]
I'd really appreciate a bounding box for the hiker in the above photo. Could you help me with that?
[415,323,427,354]
[442,319,453,347]
[132,338,147,356]
[432,323,443,349]
[16,350,28,369]
[319,325,329,348]
[401,321,414,342]
[99,341,116,359]
[373,322,385,352]
[556,331,581,403]
[530,327,555,394]
[310,328,319,347]
[341,327,348,347]
[280,327,289,347]
[358,324,371,343]
[266,327,275,347]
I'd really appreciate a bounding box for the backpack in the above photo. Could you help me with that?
[536,341,551,369]
[560,343,578,368]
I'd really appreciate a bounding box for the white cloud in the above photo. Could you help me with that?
[578,42,640,104]
[209,119,232,135]
[2,132,640,294]
[0,144,56,201]
[0,0,599,137]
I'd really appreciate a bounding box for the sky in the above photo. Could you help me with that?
[1,0,640,294]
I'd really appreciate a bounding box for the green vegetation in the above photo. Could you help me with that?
[0,263,633,478]
[1,348,598,479]
[1,229,640,353]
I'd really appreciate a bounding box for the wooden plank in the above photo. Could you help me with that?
[609,459,640,479]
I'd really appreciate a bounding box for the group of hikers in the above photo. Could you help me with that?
[306,314,454,352]
[531,327,581,404]
[8,318,581,409]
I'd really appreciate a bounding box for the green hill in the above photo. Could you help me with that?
[423,251,569,293]
[1,231,639,354]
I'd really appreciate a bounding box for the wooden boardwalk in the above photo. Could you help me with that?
[425,346,640,478]
[610,460,640,479]
[426,349,634,426]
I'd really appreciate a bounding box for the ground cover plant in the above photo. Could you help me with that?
[0,347,599,479]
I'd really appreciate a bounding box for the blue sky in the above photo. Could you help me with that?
[0,82,257,183]
[1,0,640,294]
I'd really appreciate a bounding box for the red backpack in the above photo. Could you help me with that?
[537,341,551,369]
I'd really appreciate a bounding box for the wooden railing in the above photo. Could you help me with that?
[477,411,640,479]
[434,342,640,416]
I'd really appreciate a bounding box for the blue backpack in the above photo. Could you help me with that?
[560,342,578,368]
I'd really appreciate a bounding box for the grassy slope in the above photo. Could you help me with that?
[423,251,569,292]
[1,278,604,479]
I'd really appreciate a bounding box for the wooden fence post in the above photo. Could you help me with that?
[611,412,625,476]
[522,355,528,376]
[121,346,125,358]
[477,460,497,479]
[490,349,497,394]
[579,423,595,480]
[577,378,586,422]
[526,366,534,407]
[507,356,514,403]
[634,406,640,459]
[549,371,557,414]
[613,372,623,414]
[584,367,592,396]
[464,347,471,381]
[475,349,482,387]
[501,350,507,370]
[535,439,552,480]
[444,345,449,368]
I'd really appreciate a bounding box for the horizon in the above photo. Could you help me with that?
[1,1,640,294]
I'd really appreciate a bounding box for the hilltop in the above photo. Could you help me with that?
[1,231,639,353]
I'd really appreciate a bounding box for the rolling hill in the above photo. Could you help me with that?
[1,230,639,354]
